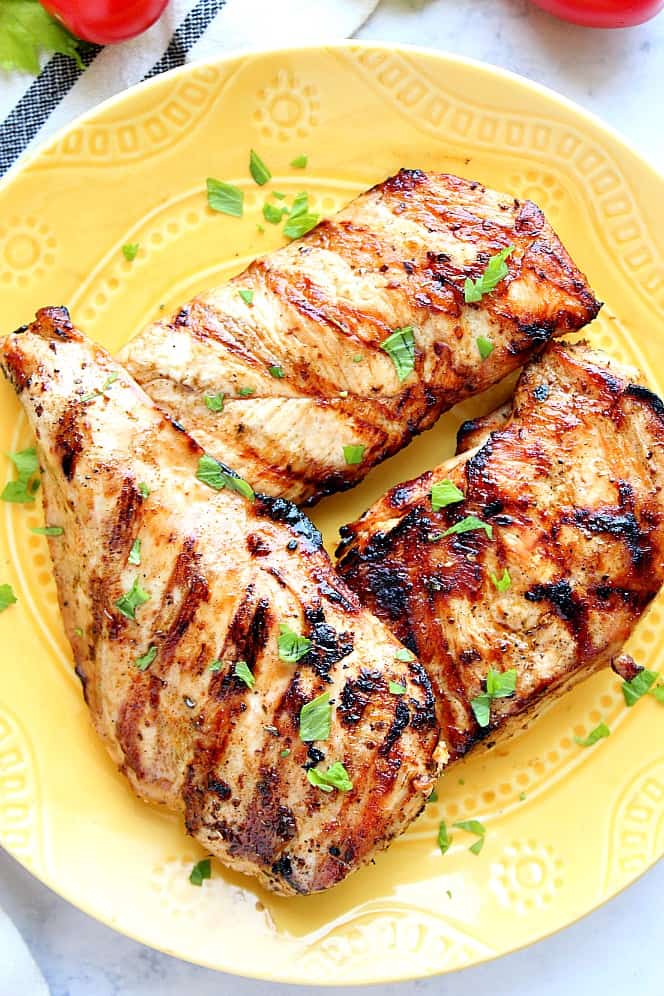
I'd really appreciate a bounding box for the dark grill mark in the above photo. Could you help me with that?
[55,402,84,480]
[208,778,231,800]
[525,580,585,634]
[569,507,652,567]
[158,539,210,663]
[625,383,664,421]
[108,478,142,556]
[379,698,410,757]
[255,494,322,551]
[365,565,412,622]
[408,661,438,730]
[302,605,354,682]
[338,669,384,727]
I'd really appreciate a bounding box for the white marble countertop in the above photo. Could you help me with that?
[1,2,663,994]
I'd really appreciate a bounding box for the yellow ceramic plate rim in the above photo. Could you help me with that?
[1,41,663,986]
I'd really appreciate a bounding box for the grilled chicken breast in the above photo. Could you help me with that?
[120,170,600,506]
[1,307,444,896]
[336,342,664,762]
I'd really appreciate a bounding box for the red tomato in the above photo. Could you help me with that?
[530,0,663,27]
[39,0,170,44]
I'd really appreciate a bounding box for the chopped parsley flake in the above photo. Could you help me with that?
[2,448,40,504]
[452,819,486,854]
[196,454,254,501]
[31,525,63,536]
[0,584,17,613]
[237,386,255,397]
[204,392,225,413]
[443,515,493,539]
[351,354,364,363]
[280,748,291,758]
[136,645,157,671]
[268,365,285,378]
[476,336,494,360]
[234,660,255,689]
[206,178,243,217]
[263,202,287,224]
[249,149,271,186]
[651,685,664,703]
[283,191,319,239]
[189,858,211,886]
[431,479,464,511]
[138,482,150,499]
[490,568,511,592]
[343,444,365,465]
[103,372,119,389]
[307,762,353,793]
[622,668,658,707]
[437,820,452,856]
[290,155,308,168]
[380,326,415,382]
[299,691,331,742]
[238,289,254,305]
[209,660,222,672]
[575,722,610,747]
[464,246,514,303]
[427,790,438,803]
[278,622,312,663]
[115,576,150,621]
[395,647,415,662]
[471,667,517,728]
[272,191,287,200]
[389,681,406,695]
[122,243,139,261]
[128,537,142,566]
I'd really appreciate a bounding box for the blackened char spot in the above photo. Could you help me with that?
[304,746,325,770]
[570,508,652,568]
[379,698,410,757]
[365,565,412,623]
[516,319,555,343]
[271,854,297,885]
[338,669,383,726]
[302,604,354,682]
[525,580,585,635]
[255,494,322,552]
[625,383,664,421]
[55,402,83,480]
[275,806,297,841]
[407,660,438,730]
[227,596,271,671]
[208,778,231,800]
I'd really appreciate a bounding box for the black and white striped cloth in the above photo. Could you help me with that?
[0,0,379,178]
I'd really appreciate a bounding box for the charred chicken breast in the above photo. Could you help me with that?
[0,308,444,896]
[336,341,664,762]
[120,170,600,506]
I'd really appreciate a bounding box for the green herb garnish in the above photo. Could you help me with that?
[278,622,312,663]
[464,246,514,303]
[427,790,438,803]
[238,289,254,305]
[437,820,452,856]
[453,819,486,855]
[380,326,415,382]
[237,386,255,397]
[263,202,287,224]
[115,576,150,621]
[204,392,225,413]
[476,336,494,360]
[189,858,211,886]
[136,646,157,671]
[443,515,493,540]
[249,149,271,186]
[31,525,63,536]
[138,482,150,499]
[268,365,285,379]
[395,647,415,662]
[290,155,308,168]
[307,761,353,793]
[431,479,464,511]
[389,681,406,695]
[209,660,222,672]
[2,448,40,504]
[575,722,610,748]
[122,243,139,262]
[470,667,517,728]
[0,584,17,613]
[234,660,255,689]
[280,748,291,758]
[0,1,84,75]
[299,691,331,742]
[128,537,142,566]
[283,193,319,239]
[490,568,511,592]
[196,454,254,501]
[207,178,243,217]
[342,444,365,465]
[622,668,658,707]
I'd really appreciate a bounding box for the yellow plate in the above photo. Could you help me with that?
[1,43,663,985]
